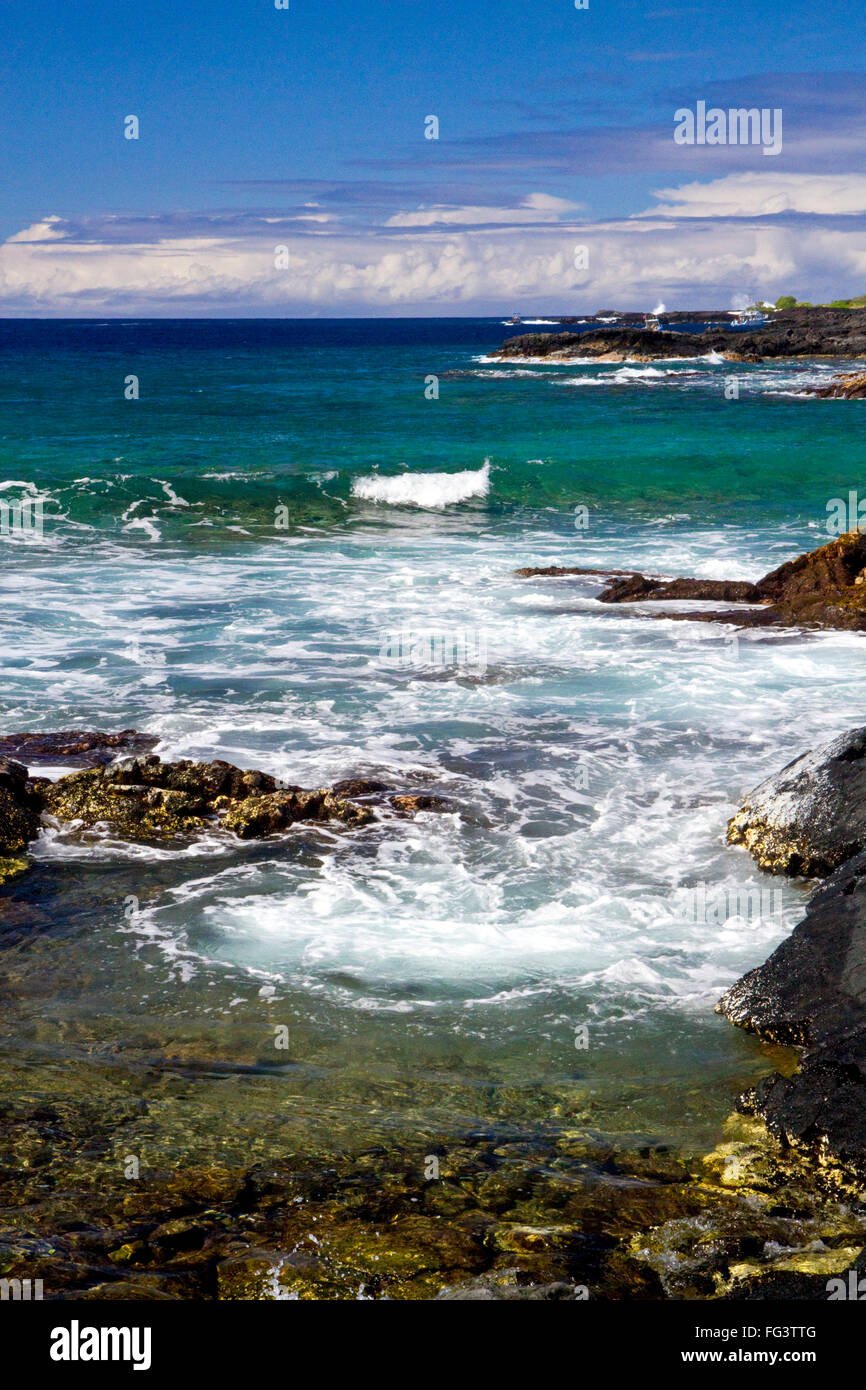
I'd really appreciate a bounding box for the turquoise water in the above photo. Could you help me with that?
[2,318,866,1153]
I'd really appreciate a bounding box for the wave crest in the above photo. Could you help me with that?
[351,460,490,509]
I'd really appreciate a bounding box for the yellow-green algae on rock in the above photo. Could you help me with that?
[629,1113,866,1299]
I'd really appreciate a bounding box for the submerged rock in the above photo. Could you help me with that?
[517,531,866,632]
[727,726,866,877]
[0,729,159,767]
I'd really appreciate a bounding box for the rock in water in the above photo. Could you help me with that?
[719,848,866,1044]
[0,729,159,767]
[0,745,450,858]
[812,372,866,399]
[41,755,373,843]
[0,757,44,855]
[727,726,866,877]
[223,789,373,837]
[718,849,866,1167]
[517,530,866,632]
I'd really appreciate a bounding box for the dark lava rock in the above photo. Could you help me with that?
[718,848,866,1169]
[0,757,44,855]
[331,778,390,798]
[0,729,159,768]
[494,307,866,363]
[0,744,452,857]
[40,755,374,843]
[718,848,866,1045]
[495,328,711,361]
[517,531,866,633]
[222,788,373,837]
[727,726,866,877]
[598,575,761,604]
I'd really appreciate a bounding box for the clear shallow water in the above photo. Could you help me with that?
[2,318,865,1154]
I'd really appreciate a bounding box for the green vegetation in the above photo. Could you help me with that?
[774,293,866,309]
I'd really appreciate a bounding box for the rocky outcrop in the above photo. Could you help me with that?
[718,849,866,1169]
[222,787,373,837]
[0,745,452,858]
[0,758,45,856]
[727,727,866,877]
[517,531,866,632]
[719,726,866,1173]
[493,328,714,362]
[491,307,866,363]
[39,756,429,841]
[812,372,866,399]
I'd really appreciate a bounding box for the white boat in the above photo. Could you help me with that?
[729,307,767,329]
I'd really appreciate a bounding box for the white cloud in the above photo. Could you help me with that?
[385,193,581,227]
[1,206,865,314]
[7,215,65,243]
[640,172,866,218]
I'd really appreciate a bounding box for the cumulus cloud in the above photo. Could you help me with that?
[385,193,581,228]
[641,172,866,218]
[2,196,865,315]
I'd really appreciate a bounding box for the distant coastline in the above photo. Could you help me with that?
[491,306,866,365]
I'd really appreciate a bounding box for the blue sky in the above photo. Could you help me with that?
[0,0,864,313]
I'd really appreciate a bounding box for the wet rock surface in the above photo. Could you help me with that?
[0,757,44,856]
[718,849,866,1171]
[0,745,453,854]
[720,723,866,1176]
[0,730,159,767]
[727,726,866,877]
[812,372,866,399]
[517,531,866,632]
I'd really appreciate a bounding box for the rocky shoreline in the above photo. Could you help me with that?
[0,734,452,879]
[719,727,866,1177]
[6,645,866,1296]
[517,530,866,631]
[491,306,866,364]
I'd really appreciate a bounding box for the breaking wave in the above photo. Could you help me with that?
[351,460,491,509]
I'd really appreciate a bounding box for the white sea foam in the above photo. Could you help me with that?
[6,493,859,1027]
[121,517,162,541]
[351,460,490,508]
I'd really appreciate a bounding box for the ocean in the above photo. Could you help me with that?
[2,318,865,1292]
